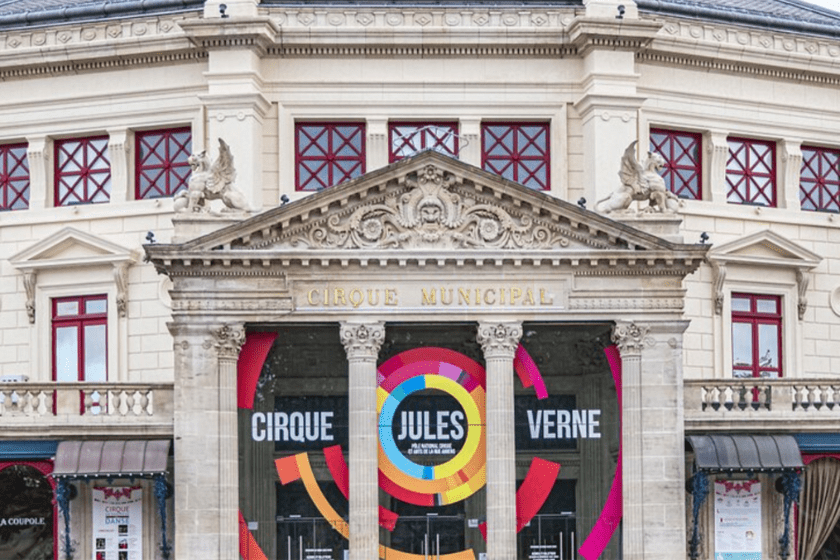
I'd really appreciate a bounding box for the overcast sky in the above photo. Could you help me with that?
[801,0,840,13]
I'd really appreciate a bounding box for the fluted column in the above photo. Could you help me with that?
[477,321,522,559]
[212,324,245,560]
[612,321,649,560]
[340,322,385,560]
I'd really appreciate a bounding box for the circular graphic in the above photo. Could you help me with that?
[377,348,486,506]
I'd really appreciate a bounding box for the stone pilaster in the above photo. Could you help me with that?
[340,322,385,560]
[707,131,730,203]
[212,324,245,560]
[107,128,130,204]
[477,321,522,560]
[170,322,243,560]
[781,139,803,211]
[612,321,649,560]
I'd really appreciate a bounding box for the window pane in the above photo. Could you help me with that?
[731,297,751,312]
[85,299,107,314]
[732,322,753,367]
[756,298,778,314]
[56,301,79,316]
[757,324,779,368]
[84,324,107,382]
[55,326,79,382]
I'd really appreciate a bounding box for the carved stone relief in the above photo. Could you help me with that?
[476,322,523,359]
[280,164,573,250]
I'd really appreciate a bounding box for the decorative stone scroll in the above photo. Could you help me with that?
[339,322,385,359]
[611,322,651,356]
[290,164,570,250]
[476,322,523,359]
[212,324,246,360]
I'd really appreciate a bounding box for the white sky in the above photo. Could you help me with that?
[801,0,840,13]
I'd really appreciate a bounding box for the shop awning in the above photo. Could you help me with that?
[52,440,170,478]
[686,434,803,472]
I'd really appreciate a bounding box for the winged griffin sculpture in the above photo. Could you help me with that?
[174,138,250,213]
[595,141,683,214]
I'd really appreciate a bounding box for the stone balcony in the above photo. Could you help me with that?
[0,382,173,438]
[685,378,840,433]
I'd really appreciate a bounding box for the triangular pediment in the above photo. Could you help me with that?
[10,227,137,272]
[708,229,821,270]
[171,151,699,256]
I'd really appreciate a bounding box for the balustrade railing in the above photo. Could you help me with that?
[685,379,840,416]
[0,382,172,419]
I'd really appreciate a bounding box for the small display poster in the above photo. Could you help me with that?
[714,480,762,560]
[92,487,143,560]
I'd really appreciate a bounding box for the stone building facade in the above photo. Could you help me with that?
[1,1,839,559]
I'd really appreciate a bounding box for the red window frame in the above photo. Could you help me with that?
[726,137,777,207]
[388,121,459,163]
[135,127,192,199]
[51,295,108,383]
[55,136,111,206]
[731,293,782,379]
[800,145,840,213]
[0,142,30,211]
[649,128,702,200]
[481,122,550,191]
[295,122,365,191]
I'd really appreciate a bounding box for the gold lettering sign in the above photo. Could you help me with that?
[299,284,558,309]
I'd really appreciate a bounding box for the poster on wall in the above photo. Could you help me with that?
[92,487,143,560]
[714,480,762,560]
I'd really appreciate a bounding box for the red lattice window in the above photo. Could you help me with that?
[52,295,107,384]
[296,123,365,191]
[800,146,840,213]
[482,122,550,191]
[649,129,702,200]
[55,136,111,206]
[0,143,29,211]
[731,294,782,379]
[136,128,192,199]
[389,122,458,163]
[726,137,776,207]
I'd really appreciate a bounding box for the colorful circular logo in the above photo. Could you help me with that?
[377,348,486,506]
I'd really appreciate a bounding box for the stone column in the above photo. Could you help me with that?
[170,322,243,560]
[477,321,522,559]
[612,321,648,560]
[213,325,245,560]
[340,322,385,560]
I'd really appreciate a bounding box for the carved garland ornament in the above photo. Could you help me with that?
[290,164,569,250]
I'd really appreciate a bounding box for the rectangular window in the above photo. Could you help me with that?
[726,137,776,207]
[800,145,840,213]
[482,122,550,191]
[52,295,107,384]
[136,128,192,199]
[731,293,782,378]
[295,122,365,191]
[0,143,30,211]
[389,122,458,163]
[649,128,702,200]
[55,136,111,206]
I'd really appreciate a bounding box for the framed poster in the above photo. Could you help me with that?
[92,487,143,560]
[714,480,762,560]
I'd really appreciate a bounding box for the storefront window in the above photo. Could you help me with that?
[0,462,55,560]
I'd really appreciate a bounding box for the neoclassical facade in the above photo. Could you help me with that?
[2,1,840,559]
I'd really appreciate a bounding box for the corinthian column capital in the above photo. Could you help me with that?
[612,321,650,356]
[212,324,246,360]
[340,322,385,360]
[477,321,522,359]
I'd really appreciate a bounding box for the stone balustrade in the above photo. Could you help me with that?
[0,382,173,436]
[685,379,840,431]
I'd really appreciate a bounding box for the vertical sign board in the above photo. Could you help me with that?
[92,487,143,560]
[714,480,762,560]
